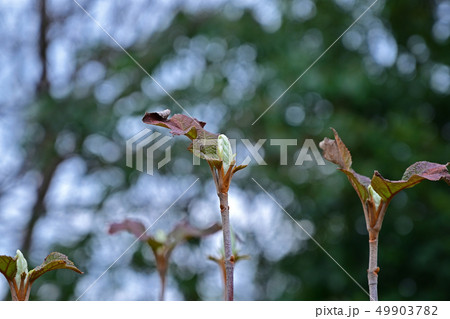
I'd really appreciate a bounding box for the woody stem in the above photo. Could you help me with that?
[218,191,234,301]
[159,273,166,301]
[368,233,379,301]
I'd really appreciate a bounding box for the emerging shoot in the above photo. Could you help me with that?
[0,251,82,301]
[217,134,235,174]
[14,250,28,287]
[109,219,220,300]
[320,128,450,301]
[142,109,247,300]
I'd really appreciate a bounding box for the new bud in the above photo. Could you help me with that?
[217,134,235,173]
[14,250,28,286]
[368,185,382,210]
[154,229,167,243]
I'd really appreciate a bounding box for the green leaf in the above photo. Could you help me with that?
[188,138,221,163]
[0,255,17,281]
[28,252,83,283]
[147,237,165,253]
[370,161,450,201]
[341,169,371,202]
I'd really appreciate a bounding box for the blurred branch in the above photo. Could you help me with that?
[19,0,53,255]
[37,0,49,93]
[21,155,63,254]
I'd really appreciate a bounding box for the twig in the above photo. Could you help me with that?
[218,192,234,301]
[159,273,166,301]
[366,202,388,301]
[368,236,379,301]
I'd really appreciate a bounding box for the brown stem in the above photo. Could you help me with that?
[8,281,19,301]
[218,192,234,301]
[208,162,219,191]
[368,234,379,301]
[8,277,31,301]
[365,201,389,301]
[155,254,168,301]
[159,273,166,301]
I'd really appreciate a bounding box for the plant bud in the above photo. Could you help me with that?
[14,250,28,285]
[217,134,234,173]
[155,229,167,243]
[368,185,382,210]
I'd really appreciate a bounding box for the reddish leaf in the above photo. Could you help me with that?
[321,128,450,207]
[108,219,150,241]
[109,219,221,253]
[402,161,450,183]
[319,128,352,170]
[319,128,370,202]
[28,252,83,283]
[371,161,450,201]
[142,110,212,140]
[169,221,222,243]
[143,109,220,161]
[109,218,220,300]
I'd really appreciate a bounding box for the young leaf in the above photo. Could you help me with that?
[109,219,221,250]
[143,109,219,161]
[319,128,352,170]
[109,219,221,300]
[319,128,370,202]
[169,221,222,244]
[188,138,221,163]
[142,109,212,140]
[28,252,83,283]
[0,255,17,281]
[370,161,450,201]
[320,128,450,301]
[1,251,82,301]
[321,129,450,205]
[109,219,150,241]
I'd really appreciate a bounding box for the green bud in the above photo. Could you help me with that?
[217,134,235,173]
[14,250,28,285]
[154,229,167,243]
[368,185,382,210]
